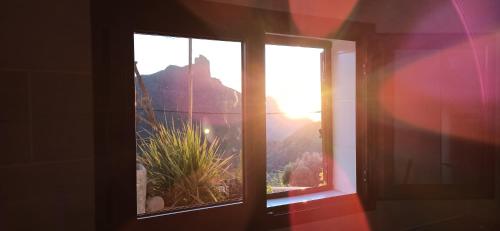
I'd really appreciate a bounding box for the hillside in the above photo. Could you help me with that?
[135,55,321,173]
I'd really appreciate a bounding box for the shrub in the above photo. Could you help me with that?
[282,152,323,187]
[137,122,233,209]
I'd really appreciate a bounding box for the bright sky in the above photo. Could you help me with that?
[134,33,242,92]
[134,33,323,121]
[266,44,323,121]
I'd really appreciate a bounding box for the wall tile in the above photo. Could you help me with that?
[0,70,30,121]
[0,197,95,231]
[30,72,92,120]
[0,159,94,231]
[0,159,93,209]
[32,118,93,162]
[0,70,32,165]
[0,197,65,231]
[0,121,31,165]
[0,0,91,72]
[60,193,95,231]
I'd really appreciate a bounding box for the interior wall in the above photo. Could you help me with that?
[0,0,94,230]
[204,0,500,34]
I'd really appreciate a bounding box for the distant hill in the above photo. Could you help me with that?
[267,121,322,172]
[136,55,244,166]
[265,98,311,142]
[139,55,241,124]
[136,55,321,172]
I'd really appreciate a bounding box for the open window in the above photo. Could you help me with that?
[265,35,333,199]
[265,34,360,210]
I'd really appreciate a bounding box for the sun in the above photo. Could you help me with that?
[265,44,323,122]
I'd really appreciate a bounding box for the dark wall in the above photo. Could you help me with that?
[206,0,500,34]
[0,0,94,230]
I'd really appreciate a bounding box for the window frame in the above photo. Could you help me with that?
[264,34,334,199]
[92,1,376,230]
[133,33,247,218]
[129,31,261,230]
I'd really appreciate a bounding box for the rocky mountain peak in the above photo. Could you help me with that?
[193,55,211,78]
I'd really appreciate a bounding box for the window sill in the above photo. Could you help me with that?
[267,190,352,208]
[265,191,362,229]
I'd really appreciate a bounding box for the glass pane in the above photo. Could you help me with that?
[134,34,242,215]
[265,44,325,194]
[392,49,489,185]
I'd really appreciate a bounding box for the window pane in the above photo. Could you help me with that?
[265,44,326,194]
[392,49,491,185]
[134,34,242,215]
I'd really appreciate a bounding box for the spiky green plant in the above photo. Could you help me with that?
[137,122,233,209]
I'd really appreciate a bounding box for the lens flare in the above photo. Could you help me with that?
[378,34,497,145]
[288,0,358,37]
[377,0,499,146]
[285,155,371,230]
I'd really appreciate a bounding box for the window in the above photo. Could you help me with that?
[134,34,243,215]
[265,38,332,198]
[94,2,374,229]
[265,35,358,205]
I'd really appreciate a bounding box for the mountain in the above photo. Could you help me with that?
[265,96,312,142]
[136,56,244,166]
[139,55,241,125]
[135,55,321,172]
[267,121,322,172]
[137,55,309,141]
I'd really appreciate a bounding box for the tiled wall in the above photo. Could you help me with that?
[0,0,94,230]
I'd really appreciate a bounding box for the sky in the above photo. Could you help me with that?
[134,33,323,121]
[134,33,242,92]
[265,44,323,121]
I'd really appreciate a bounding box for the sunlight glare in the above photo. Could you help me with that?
[266,44,323,121]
